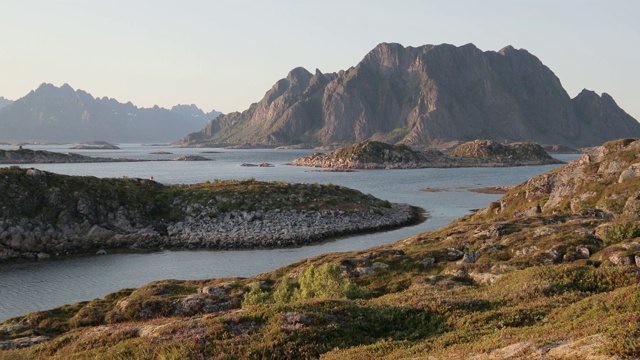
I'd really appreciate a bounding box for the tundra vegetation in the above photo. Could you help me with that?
[0,168,418,260]
[3,139,640,359]
[290,140,563,169]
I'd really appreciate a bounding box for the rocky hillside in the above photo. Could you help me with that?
[0,169,420,262]
[3,139,640,358]
[448,139,563,165]
[0,84,221,143]
[290,140,562,169]
[180,42,640,149]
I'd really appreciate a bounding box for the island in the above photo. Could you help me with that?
[0,149,214,164]
[289,140,563,169]
[0,149,131,164]
[69,141,120,150]
[0,169,422,262]
[2,139,640,358]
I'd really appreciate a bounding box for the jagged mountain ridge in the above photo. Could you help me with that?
[0,97,12,110]
[0,84,221,143]
[181,42,640,148]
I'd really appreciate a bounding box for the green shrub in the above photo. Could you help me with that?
[242,282,270,306]
[602,221,640,243]
[291,263,365,301]
[274,276,297,304]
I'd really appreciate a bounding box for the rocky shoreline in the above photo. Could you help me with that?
[0,205,422,262]
[0,149,214,164]
[0,169,423,262]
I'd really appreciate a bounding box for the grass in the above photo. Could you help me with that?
[4,139,640,359]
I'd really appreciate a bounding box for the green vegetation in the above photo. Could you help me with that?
[3,139,640,358]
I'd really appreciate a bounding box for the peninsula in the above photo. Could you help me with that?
[0,169,421,261]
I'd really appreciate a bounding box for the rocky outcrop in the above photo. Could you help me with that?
[69,141,120,150]
[0,169,421,261]
[448,140,563,166]
[0,149,128,164]
[289,140,562,169]
[0,83,220,143]
[180,43,640,148]
[0,149,215,164]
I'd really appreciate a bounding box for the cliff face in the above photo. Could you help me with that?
[181,43,640,148]
[0,84,220,143]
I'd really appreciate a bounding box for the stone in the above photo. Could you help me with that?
[421,257,436,267]
[371,262,389,270]
[618,163,640,183]
[0,336,50,350]
[445,248,464,261]
[199,285,228,297]
[25,168,46,178]
[516,245,538,256]
[609,252,636,266]
[460,251,481,264]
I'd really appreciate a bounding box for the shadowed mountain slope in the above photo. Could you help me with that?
[181,43,640,148]
[0,84,220,143]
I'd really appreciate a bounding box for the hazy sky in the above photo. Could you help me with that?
[1,0,639,119]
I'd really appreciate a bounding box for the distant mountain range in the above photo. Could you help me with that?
[0,97,12,110]
[0,84,220,143]
[180,42,640,149]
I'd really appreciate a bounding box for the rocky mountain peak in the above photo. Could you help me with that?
[0,84,216,143]
[180,42,640,148]
[498,44,516,54]
[0,96,13,110]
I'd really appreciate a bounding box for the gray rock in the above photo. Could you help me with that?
[421,257,436,267]
[445,248,464,261]
[460,251,481,264]
[618,163,640,183]
[371,262,389,270]
[0,336,50,350]
[609,252,636,266]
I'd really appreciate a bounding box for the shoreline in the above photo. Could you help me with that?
[0,204,425,264]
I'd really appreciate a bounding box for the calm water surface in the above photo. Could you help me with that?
[0,144,580,321]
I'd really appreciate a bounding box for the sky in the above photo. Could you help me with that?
[1,0,638,120]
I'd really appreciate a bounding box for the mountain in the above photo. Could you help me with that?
[0,97,12,110]
[180,43,640,148]
[0,84,221,143]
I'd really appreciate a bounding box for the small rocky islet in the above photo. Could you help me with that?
[290,139,564,169]
[4,139,640,358]
[0,148,214,164]
[0,169,421,262]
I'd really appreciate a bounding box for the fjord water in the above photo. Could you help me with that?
[0,144,579,321]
